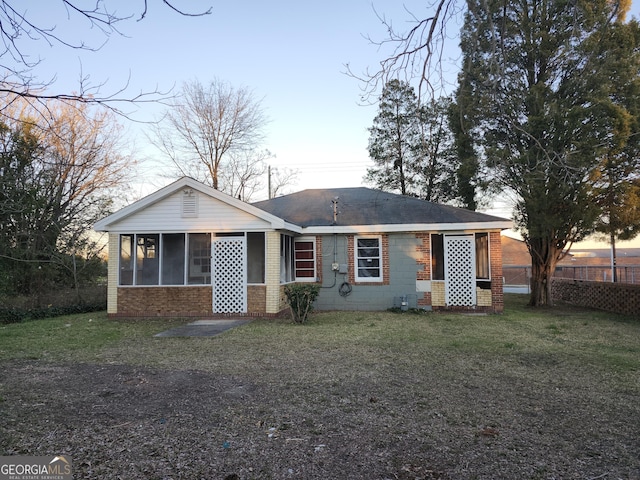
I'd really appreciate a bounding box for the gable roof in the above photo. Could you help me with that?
[95,179,511,235]
[252,187,512,233]
[94,177,301,232]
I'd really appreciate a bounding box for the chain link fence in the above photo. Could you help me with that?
[504,265,640,292]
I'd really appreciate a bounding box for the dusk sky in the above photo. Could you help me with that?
[28,1,462,193]
[24,1,640,247]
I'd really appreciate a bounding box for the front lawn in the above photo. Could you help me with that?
[1,295,638,479]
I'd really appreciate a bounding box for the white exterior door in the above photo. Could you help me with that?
[211,236,247,314]
[444,235,476,306]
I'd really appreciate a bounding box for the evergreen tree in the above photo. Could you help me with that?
[366,80,459,202]
[458,0,639,305]
[413,96,459,204]
[448,95,479,211]
[587,18,640,281]
[366,79,417,195]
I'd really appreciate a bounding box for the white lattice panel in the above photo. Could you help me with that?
[445,236,476,306]
[212,237,246,313]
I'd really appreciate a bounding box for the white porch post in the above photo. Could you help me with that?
[107,233,119,314]
[265,231,282,314]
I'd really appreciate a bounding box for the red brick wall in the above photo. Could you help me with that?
[552,279,640,316]
[416,233,431,281]
[490,232,504,313]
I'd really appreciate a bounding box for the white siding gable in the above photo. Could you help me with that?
[105,190,272,233]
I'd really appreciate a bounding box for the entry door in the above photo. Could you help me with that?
[211,236,247,314]
[444,235,476,306]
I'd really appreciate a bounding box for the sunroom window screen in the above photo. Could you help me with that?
[431,234,444,280]
[162,233,185,285]
[119,235,134,285]
[247,232,265,284]
[188,233,211,285]
[119,233,212,286]
[280,235,295,283]
[136,234,159,285]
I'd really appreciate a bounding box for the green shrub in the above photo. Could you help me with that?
[284,283,320,323]
[0,303,106,324]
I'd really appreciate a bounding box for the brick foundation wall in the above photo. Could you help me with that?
[117,287,212,317]
[247,285,266,314]
[551,278,640,317]
[114,285,280,318]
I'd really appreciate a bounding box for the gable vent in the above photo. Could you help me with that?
[182,189,198,218]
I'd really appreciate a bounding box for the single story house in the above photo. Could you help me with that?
[94,177,512,317]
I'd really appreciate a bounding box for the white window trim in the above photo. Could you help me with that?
[354,235,383,283]
[280,234,295,284]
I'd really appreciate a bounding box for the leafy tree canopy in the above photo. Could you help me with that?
[365,79,462,204]
[458,0,640,304]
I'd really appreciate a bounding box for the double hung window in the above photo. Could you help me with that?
[355,236,382,282]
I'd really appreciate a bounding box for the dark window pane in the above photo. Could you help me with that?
[188,233,211,285]
[248,232,265,284]
[358,259,380,268]
[358,267,380,278]
[296,271,315,278]
[119,235,134,285]
[162,234,185,285]
[136,234,159,285]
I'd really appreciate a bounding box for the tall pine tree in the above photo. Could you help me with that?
[458,0,640,305]
[366,80,460,203]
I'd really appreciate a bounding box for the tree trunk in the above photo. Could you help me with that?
[529,261,553,306]
[527,237,563,307]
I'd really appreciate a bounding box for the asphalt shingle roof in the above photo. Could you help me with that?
[252,187,507,227]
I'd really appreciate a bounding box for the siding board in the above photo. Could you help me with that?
[107,191,271,232]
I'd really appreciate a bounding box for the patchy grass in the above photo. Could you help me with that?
[0,313,183,362]
[1,295,639,479]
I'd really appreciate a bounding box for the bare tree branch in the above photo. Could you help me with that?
[346,0,464,104]
[0,1,211,123]
[149,78,270,199]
